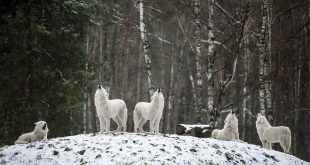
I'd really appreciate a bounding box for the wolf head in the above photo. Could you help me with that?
[224,110,238,124]
[256,113,269,125]
[151,88,164,104]
[96,84,109,99]
[34,121,48,132]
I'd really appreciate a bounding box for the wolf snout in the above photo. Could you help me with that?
[158,88,161,93]
[98,84,102,89]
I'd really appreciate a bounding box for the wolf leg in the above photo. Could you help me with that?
[139,118,147,133]
[149,119,155,134]
[120,108,127,132]
[266,142,272,149]
[98,116,105,133]
[133,110,139,132]
[155,117,160,134]
[104,117,110,132]
[113,116,122,132]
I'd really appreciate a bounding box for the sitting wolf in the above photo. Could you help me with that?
[211,110,239,141]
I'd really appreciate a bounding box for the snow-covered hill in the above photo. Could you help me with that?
[0,133,308,165]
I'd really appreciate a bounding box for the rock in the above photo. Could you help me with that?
[78,149,86,155]
[37,145,44,149]
[36,154,42,160]
[53,150,59,156]
[174,145,181,151]
[176,124,211,138]
[216,150,222,155]
[190,148,197,152]
[263,152,279,162]
[26,144,35,148]
[212,144,220,149]
[225,152,234,161]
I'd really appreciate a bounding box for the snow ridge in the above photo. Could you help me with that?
[0,133,308,165]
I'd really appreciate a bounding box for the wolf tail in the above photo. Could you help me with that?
[283,128,291,153]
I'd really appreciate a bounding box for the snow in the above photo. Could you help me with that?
[0,133,308,165]
[179,124,210,133]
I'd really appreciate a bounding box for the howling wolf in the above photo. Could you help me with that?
[94,85,127,133]
[211,110,239,141]
[256,113,291,153]
[133,88,164,134]
[15,121,48,144]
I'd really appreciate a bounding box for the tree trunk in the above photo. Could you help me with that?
[194,0,203,123]
[297,9,310,161]
[83,34,89,134]
[139,0,155,99]
[98,16,103,83]
[207,0,216,127]
[242,20,250,141]
[136,38,142,103]
[166,44,177,132]
[259,0,272,120]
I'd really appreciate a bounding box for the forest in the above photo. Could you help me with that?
[0,0,309,162]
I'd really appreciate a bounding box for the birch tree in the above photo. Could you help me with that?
[194,0,203,123]
[207,0,216,127]
[258,0,272,120]
[242,18,250,140]
[139,0,155,98]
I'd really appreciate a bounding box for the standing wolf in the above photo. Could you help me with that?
[15,121,48,144]
[94,84,127,133]
[256,113,291,153]
[133,88,164,134]
[211,110,239,141]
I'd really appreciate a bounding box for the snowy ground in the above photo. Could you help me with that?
[0,133,309,165]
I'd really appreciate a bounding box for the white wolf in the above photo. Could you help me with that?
[94,85,127,133]
[256,113,291,153]
[211,110,239,141]
[133,88,164,134]
[15,121,48,144]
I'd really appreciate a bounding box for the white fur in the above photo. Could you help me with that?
[211,111,239,141]
[94,85,127,133]
[15,121,48,144]
[256,113,291,153]
[133,89,164,134]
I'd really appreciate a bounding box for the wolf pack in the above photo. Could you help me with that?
[15,84,291,154]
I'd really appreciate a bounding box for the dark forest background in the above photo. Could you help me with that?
[0,0,309,162]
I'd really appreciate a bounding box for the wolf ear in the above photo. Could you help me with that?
[257,113,263,118]
[257,117,264,124]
